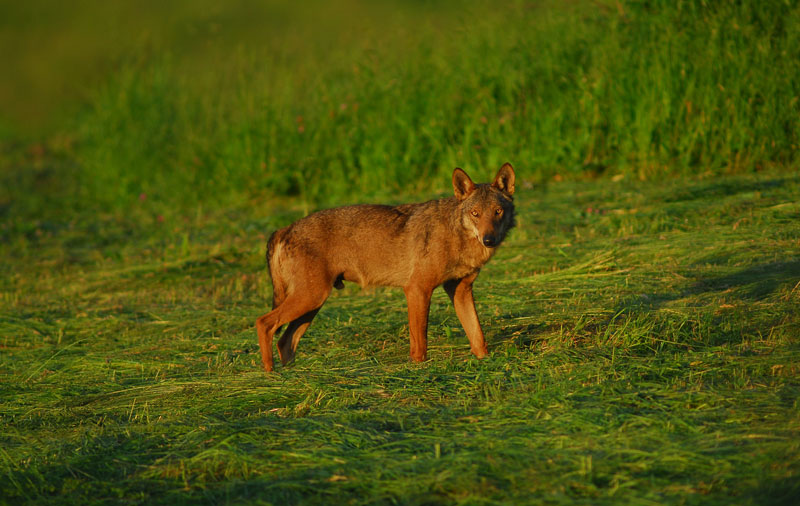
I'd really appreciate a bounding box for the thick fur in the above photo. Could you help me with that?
[256,163,516,372]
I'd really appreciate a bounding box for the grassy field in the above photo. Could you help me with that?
[2,1,799,216]
[2,0,800,504]
[2,171,799,504]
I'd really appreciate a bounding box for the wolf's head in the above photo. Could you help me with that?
[453,163,516,249]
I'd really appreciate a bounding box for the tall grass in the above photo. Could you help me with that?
[3,0,799,217]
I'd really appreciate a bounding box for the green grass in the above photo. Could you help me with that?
[2,171,799,504]
[2,1,799,217]
[2,1,800,504]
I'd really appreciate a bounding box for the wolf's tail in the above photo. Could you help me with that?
[266,230,287,309]
[266,230,278,274]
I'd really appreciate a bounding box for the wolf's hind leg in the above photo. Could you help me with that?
[256,286,330,373]
[277,308,320,366]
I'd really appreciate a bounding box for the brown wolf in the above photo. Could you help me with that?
[256,163,516,372]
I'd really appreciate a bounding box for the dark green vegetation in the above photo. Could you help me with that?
[2,0,799,216]
[2,0,799,504]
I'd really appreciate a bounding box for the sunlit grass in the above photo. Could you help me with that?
[2,1,798,219]
[1,1,799,503]
[2,171,799,504]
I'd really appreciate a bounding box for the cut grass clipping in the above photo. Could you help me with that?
[2,172,799,504]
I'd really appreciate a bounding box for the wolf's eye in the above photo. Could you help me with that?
[495,208,503,215]
[471,210,479,218]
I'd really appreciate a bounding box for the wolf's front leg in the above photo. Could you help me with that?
[443,273,489,359]
[403,284,433,362]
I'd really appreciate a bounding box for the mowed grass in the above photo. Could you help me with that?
[2,1,800,503]
[2,170,799,504]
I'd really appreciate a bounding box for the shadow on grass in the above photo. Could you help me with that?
[1,431,170,502]
[662,176,793,203]
[688,259,800,300]
[624,258,800,310]
[745,476,800,506]
[482,258,800,353]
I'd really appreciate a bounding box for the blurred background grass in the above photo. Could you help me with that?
[1,0,798,219]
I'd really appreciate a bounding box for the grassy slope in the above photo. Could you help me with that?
[2,1,799,216]
[2,1,799,503]
[2,170,799,504]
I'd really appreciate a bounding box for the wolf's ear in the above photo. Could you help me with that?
[453,168,476,201]
[492,162,515,196]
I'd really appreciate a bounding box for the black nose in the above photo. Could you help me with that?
[482,235,496,247]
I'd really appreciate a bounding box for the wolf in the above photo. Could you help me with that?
[255,163,516,372]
